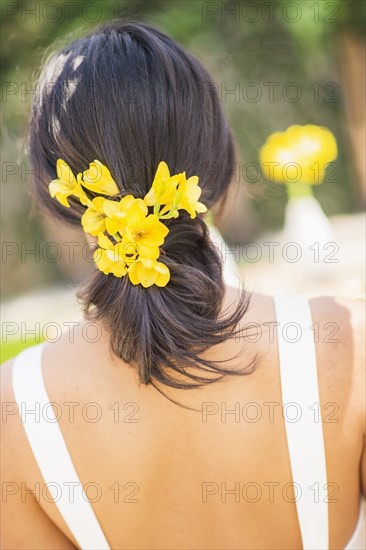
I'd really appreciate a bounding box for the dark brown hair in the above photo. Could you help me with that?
[29,20,253,391]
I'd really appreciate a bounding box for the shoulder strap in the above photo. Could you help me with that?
[12,344,110,550]
[273,294,329,550]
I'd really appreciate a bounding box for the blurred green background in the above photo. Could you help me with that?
[1,0,365,359]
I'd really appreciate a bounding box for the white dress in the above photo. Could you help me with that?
[11,294,365,549]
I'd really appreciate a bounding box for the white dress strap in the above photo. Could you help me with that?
[273,294,329,550]
[12,343,111,550]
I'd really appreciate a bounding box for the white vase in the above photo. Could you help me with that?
[283,196,337,274]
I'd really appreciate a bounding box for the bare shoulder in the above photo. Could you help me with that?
[1,357,19,475]
[309,295,365,428]
[0,354,38,482]
[309,294,365,332]
[1,355,77,548]
[309,295,365,367]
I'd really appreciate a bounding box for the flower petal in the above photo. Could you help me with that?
[82,160,120,195]
[128,262,140,285]
[81,199,106,236]
[54,192,71,208]
[56,159,77,187]
[155,262,170,287]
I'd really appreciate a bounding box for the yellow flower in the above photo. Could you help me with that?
[93,234,129,277]
[49,159,90,207]
[128,257,170,288]
[144,161,178,207]
[103,195,147,236]
[81,197,106,236]
[125,213,168,259]
[82,160,120,196]
[144,161,207,219]
[175,172,208,219]
[259,124,338,185]
[49,158,207,287]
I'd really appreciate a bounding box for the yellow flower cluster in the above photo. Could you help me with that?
[49,159,207,287]
[259,124,338,185]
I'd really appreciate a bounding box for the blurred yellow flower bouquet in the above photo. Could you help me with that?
[259,124,338,194]
[49,160,207,287]
[259,124,338,270]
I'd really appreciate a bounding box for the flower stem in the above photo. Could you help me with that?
[286,182,314,200]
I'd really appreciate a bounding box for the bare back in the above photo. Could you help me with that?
[1,290,365,549]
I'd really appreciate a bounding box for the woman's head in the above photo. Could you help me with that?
[29,20,251,391]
